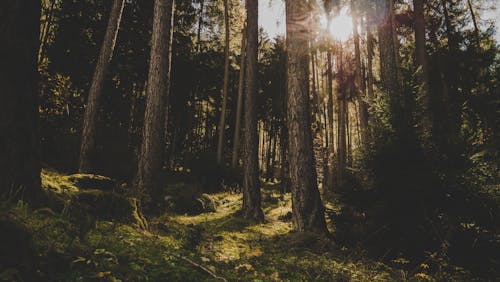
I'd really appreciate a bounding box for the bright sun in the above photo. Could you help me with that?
[320,7,353,42]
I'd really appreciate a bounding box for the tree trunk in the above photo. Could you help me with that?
[241,0,264,221]
[413,0,432,140]
[352,1,368,148]
[286,0,328,234]
[441,0,461,146]
[79,0,125,173]
[197,0,205,53]
[336,89,347,186]
[326,50,335,192]
[38,0,57,63]
[232,25,247,168]
[216,0,231,164]
[377,0,405,133]
[366,18,375,100]
[0,0,41,201]
[136,0,175,204]
[467,0,479,37]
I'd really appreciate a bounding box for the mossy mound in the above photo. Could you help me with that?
[66,190,133,223]
[164,182,217,215]
[66,174,116,191]
[166,193,217,215]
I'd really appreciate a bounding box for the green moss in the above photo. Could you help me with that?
[2,171,478,281]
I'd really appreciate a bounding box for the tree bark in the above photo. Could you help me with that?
[79,0,125,173]
[286,0,328,233]
[216,0,231,164]
[231,25,247,168]
[197,0,205,53]
[413,0,432,140]
[352,1,368,148]
[136,0,175,203]
[241,0,264,221]
[376,0,405,133]
[326,49,336,191]
[467,0,479,37]
[38,0,57,63]
[0,0,41,201]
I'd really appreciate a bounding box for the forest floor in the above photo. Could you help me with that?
[1,169,475,281]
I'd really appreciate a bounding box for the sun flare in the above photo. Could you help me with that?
[320,7,353,42]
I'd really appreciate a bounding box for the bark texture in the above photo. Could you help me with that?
[0,0,41,200]
[231,26,246,168]
[377,0,405,133]
[413,0,432,140]
[286,0,328,233]
[216,0,231,164]
[136,0,175,202]
[79,0,125,172]
[242,0,264,221]
[352,1,368,147]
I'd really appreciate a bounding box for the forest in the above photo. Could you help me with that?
[1,0,499,281]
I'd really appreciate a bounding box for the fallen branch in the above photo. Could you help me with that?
[179,255,228,282]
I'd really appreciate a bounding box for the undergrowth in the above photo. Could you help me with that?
[0,169,482,281]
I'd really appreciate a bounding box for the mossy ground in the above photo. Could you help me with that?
[1,170,475,281]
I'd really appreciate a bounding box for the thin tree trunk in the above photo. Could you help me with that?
[441,0,461,145]
[270,129,277,180]
[467,0,479,37]
[38,0,57,63]
[413,0,432,140]
[366,18,375,100]
[346,102,352,166]
[197,0,205,53]
[1,0,41,201]
[286,0,328,234]
[79,0,125,172]
[352,1,368,148]
[336,49,347,186]
[216,0,231,164]
[326,48,335,191]
[232,25,247,168]
[241,0,263,221]
[136,0,175,203]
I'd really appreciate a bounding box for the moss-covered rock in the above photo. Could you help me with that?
[165,193,217,215]
[66,174,116,191]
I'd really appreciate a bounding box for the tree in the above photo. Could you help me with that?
[232,25,246,168]
[336,47,347,187]
[413,0,432,141]
[376,0,405,133]
[241,0,264,221]
[79,0,126,173]
[0,0,41,201]
[286,0,328,233]
[323,0,336,192]
[136,0,175,203]
[216,0,231,164]
[352,0,368,147]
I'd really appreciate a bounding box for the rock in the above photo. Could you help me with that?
[66,174,115,191]
[165,193,217,215]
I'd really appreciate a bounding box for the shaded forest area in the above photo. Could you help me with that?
[1,0,499,281]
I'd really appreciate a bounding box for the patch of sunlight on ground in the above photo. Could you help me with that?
[172,192,242,225]
[169,187,297,263]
